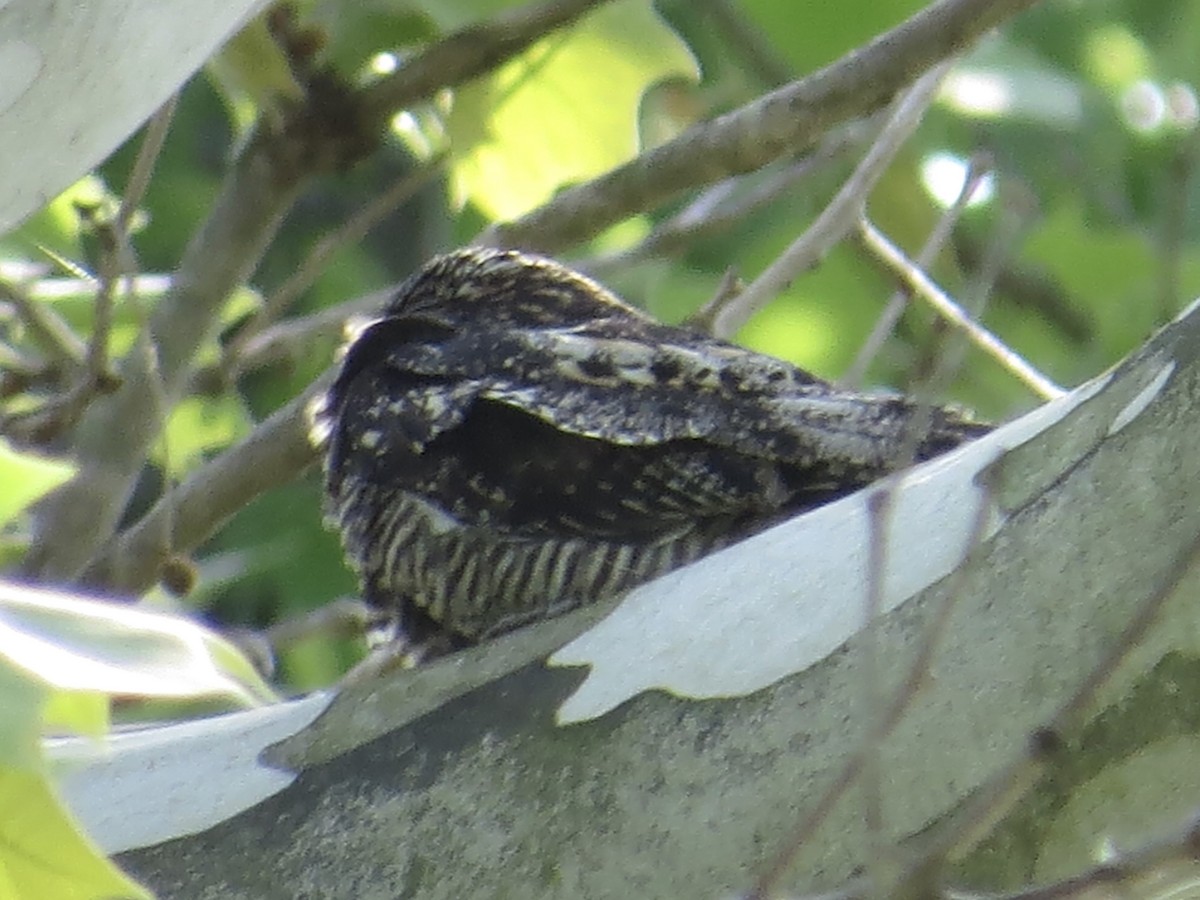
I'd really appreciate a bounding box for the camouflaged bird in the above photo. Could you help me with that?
[311,247,988,646]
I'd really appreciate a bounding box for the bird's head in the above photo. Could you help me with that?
[383,247,649,331]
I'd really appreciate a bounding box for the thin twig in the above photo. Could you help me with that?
[917,181,1033,387]
[708,59,954,338]
[91,93,176,396]
[688,267,742,331]
[842,152,992,389]
[117,95,178,234]
[856,218,1065,401]
[265,596,376,649]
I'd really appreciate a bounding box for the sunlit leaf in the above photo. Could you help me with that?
[161,394,252,477]
[207,13,305,133]
[0,768,150,900]
[41,691,109,740]
[447,0,698,220]
[0,441,74,528]
[1,175,117,263]
[0,662,45,770]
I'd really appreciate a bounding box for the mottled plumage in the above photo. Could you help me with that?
[311,248,988,645]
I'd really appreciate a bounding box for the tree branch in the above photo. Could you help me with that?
[81,377,328,594]
[480,0,1043,253]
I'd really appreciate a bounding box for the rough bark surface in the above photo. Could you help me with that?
[103,303,1200,897]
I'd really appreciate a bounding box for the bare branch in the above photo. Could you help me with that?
[117,95,178,234]
[481,0,1042,253]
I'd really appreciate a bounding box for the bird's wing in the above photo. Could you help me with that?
[367,314,974,468]
[321,315,981,542]
[319,317,817,540]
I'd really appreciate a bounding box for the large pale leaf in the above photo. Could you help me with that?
[0,581,275,713]
[0,582,278,900]
[447,0,699,221]
[0,0,268,234]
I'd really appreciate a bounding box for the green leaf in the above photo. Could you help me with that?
[160,394,252,478]
[0,441,74,528]
[446,0,699,220]
[0,662,46,771]
[0,768,151,900]
[0,581,277,711]
[41,691,109,740]
[206,13,305,133]
[739,0,926,71]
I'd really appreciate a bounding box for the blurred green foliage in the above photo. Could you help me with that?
[4,0,1199,693]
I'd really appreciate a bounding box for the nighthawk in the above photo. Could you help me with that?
[311,247,988,647]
